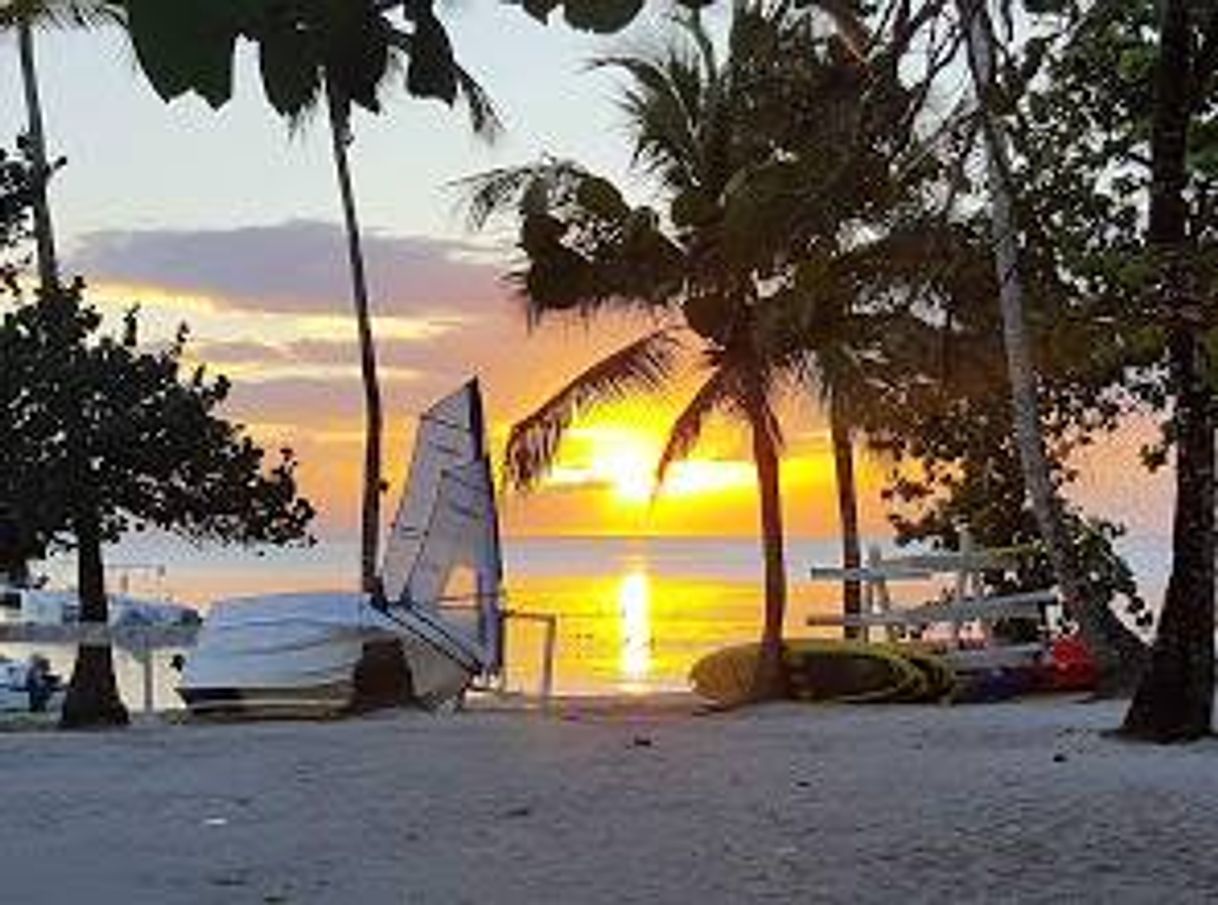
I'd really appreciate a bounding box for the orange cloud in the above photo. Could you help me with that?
[68,220,1166,546]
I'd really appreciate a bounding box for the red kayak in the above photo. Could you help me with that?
[1046,634,1097,692]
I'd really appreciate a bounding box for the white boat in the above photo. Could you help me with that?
[177,379,505,716]
[0,585,200,629]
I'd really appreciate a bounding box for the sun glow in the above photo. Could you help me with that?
[601,447,659,503]
[544,426,663,504]
[539,421,768,508]
[659,460,756,498]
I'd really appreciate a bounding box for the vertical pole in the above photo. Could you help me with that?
[496,610,509,693]
[141,633,154,714]
[540,614,557,706]
[867,545,888,643]
[956,528,973,601]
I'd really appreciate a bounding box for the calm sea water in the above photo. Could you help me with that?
[12,534,1173,708]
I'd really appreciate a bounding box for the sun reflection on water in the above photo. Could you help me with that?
[618,570,652,688]
[500,548,841,695]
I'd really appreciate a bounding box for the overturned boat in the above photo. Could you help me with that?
[178,380,504,716]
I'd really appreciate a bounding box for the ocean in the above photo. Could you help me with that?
[12,533,1173,708]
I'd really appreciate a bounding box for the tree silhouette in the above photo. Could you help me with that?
[0,145,34,295]
[0,145,39,587]
[0,284,315,728]
[1119,0,1218,741]
[466,4,946,696]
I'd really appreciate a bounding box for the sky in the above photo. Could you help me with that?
[0,6,1171,549]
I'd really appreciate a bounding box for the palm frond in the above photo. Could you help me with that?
[504,329,681,491]
[459,159,685,318]
[682,4,717,83]
[794,0,873,59]
[592,53,702,191]
[285,88,325,137]
[455,159,589,231]
[654,366,738,490]
[0,0,121,28]
[382,23,501,143]
[655,348,784,491]
[453,61,502,141]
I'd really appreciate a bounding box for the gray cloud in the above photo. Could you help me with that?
[191,331,507,384]
[223,373,458,428]
[72,220,514,317]
[193,340,294,365]
[72,220,664,433]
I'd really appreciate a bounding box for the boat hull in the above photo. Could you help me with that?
[178,681,354,717]
[177,593,482,717]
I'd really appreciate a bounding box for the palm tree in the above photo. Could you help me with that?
[466,4,943,696]
[697,0,958,630]
[298,10,498,592]
[484,170,795,697]
[1,0,116,293]
[954,0,1147,686]
[122,0,498,591]
[462,9,791,697]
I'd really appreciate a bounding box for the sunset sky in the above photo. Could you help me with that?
[0,9,1167,545]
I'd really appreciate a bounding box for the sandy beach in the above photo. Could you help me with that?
[0,697,1215,904]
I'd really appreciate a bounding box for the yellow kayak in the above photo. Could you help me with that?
[690,639,954,706]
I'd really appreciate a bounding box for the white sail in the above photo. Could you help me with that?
[178,379,506,717]
[404,457,503,671]
[381,380,486,602]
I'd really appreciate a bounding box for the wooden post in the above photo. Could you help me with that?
[866,545,888,643]
[540,614,557,707]
[140,632,155,714]
[496,610,509,694]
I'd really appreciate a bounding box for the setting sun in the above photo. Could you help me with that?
[601,446,659,504]
[542,424,662,504]
[537,420,765,508]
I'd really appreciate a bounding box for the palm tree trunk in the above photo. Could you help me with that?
[17,17,60,294]
[326,80,383,593]
[1121,0,1214,742]
[956,0,1145,688]
[60,510,128,728]
[828,390,862,637]
[748,399,789,701]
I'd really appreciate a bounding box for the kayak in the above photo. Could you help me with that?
[690,640,953,706]
[885,644,957,701]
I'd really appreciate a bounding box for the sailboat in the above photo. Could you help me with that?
[177,379,504,715]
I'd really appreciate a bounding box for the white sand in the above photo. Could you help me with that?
[2,697,1217,904]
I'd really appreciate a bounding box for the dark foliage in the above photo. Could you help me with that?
[0,143,33,297]
[0,285,315,556]
[121,0,498,132]
[466,2,959,699]
[0,282,315,727]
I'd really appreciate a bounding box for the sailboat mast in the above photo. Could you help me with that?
[468,379,505,673]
